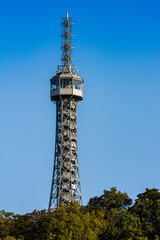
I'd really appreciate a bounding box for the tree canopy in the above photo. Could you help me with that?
[0,188,160,240]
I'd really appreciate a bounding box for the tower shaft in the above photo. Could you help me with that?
[49,97,82,209]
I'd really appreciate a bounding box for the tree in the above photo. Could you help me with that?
[48,202,104,240]
[98,208,143,240]
[130,188,160,239]
[8,202,104,240]
[0,210,14,239]
[88,187,132,212]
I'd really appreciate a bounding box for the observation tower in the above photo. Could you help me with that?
[49,13,83,209]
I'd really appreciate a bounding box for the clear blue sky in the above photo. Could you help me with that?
[0,0,160,214]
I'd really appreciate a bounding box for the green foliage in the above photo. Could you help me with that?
[0,210,14,239]
[130,188,160,240]
[98,209,142,240]
[88,187,132,211]
[0,188,160,240]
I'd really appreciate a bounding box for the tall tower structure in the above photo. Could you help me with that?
[49,13,83,209]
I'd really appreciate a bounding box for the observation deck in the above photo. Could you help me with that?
[50,72,83,101]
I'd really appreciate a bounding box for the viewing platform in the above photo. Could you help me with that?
[50,72,83,101]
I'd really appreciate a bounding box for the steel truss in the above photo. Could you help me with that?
[49,96,82,209]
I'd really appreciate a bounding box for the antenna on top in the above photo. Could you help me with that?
[66,12,69,19]
[61,13,74,73]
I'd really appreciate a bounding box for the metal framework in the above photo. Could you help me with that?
[49,13,83,209]
[61,13,74,73]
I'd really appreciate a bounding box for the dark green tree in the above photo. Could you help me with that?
[98,209,143,240]
[130,188,160,239]
[88,187,132,212]
[0,210,14,239]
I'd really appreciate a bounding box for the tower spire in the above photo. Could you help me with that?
[61,13,74,73]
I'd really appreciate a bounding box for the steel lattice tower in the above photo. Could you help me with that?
[49,13,83,209]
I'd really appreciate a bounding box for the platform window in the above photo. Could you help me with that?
[60,79,72,88]
[73,79,82,90]
[51,79,59,90]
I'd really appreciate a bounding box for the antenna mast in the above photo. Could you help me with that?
[61,13,74,73]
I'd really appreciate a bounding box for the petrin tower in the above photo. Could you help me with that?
[49,13,83,209]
